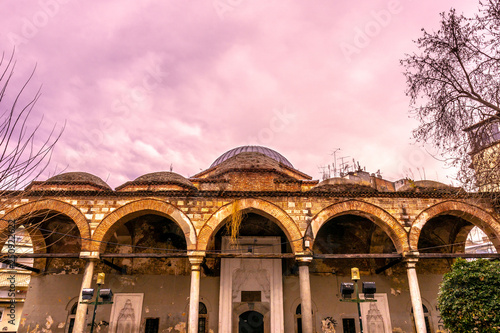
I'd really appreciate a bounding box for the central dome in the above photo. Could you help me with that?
[210,146,294,168]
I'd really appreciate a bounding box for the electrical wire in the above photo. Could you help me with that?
[5,222,498,255]
[32,227,305,254]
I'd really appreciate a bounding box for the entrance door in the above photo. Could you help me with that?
[219,236,284,333]
[239,311,264,333]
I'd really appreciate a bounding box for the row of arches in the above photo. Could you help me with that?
[1,198,499,259]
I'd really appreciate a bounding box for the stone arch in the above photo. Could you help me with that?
[309,200,408,253]
[289,297,319,315]
[410,200,500,251]
[92,199,196,252]
[197,198,303,254]
[1,199,91,250]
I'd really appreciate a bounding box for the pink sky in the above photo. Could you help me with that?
[0,0,481,189]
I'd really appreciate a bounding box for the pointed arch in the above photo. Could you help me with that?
[197,198,303,253]
[1,199,90,250]
[92,199,196,252]
[410,200,500,251]
[308,200,408,253]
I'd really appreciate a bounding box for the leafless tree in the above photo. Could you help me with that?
[0,50,64,266]
[0,52,61,192]
[401,0,500,197]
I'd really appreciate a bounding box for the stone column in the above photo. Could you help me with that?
[188,255,204,333]
[73,258,95,333]
[406,255,427,333]
[297,256,314,333]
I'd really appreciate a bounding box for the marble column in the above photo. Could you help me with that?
[297,256,313,333]
[406,256,427,333]
[188,256,204,333]
[73,259,95,333]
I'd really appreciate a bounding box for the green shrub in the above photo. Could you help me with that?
[437,259,500,332]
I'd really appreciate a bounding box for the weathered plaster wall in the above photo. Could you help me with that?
[303,273,443,333]
[20,275,81,333]
[19,274,220,333]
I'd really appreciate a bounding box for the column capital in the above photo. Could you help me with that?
[188,254,205,271]
[403,251,420,267]
[295,255,313,266]
[79,251,100,260]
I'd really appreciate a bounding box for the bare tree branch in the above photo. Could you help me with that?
[401,3,500,199]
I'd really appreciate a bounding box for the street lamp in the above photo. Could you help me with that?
[340,268,377,333]
[80,273,113,333]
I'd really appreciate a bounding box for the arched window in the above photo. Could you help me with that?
[198,302,208,333]
[411,304,433,333]
[295,304,302,333]
[294,304,316,333]
[66,302,78,333]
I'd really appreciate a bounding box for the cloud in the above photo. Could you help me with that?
[0,0,479,188]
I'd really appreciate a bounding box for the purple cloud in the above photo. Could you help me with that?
[0,0,480,188]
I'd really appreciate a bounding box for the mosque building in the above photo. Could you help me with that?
[0,145,499,333]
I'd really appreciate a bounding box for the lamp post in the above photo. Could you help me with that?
[80,273,113,333]
[340,268,377,333]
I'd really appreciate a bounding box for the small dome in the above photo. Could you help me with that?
[211,146,294,169]
[133,172,195,189]
[46,172,111,190]
[311,177,377,192]
[397,180,454,192]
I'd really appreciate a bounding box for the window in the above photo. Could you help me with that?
[145,318,159,333]
[295,304,302,333]
[470,120,500,151]
[411,305,433,333]
[294,304,316,333]
[198,302,208,333]
[241,291,261,302]
[0,226,34,271]
[66,303,78,333]
[342,318,356,333]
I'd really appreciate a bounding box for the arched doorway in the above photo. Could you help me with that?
[210,212,289,333]
[239,311,264,333]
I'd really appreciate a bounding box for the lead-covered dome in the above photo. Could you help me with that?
[133,172,195,189]
[115,171,197,191]
[37,172,111,191]
[210,146,294,169]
